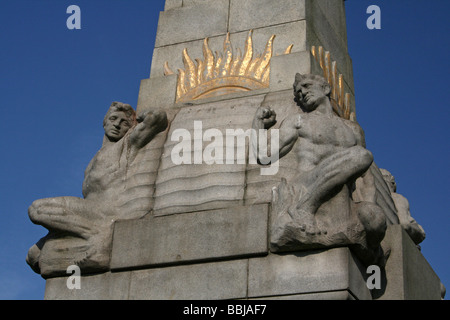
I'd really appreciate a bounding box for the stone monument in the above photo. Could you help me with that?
[28,0,443,300]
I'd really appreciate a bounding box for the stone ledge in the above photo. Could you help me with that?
[110,204,269,270]
[44,271,132,300]
[248,248,372,300]
[129,259,248,300]
[44,247,372,300]
[250,290,357,300]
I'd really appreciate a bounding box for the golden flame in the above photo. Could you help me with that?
[311,46,355,121]
[165,30,293,103]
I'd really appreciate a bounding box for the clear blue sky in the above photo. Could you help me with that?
[0,0,448,300]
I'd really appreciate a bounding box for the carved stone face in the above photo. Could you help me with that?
[104,111,132,142]
[294,76,330,112]
[381,170,397,193]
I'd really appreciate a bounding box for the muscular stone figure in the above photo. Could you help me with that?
[254,74,378,233]
[380,168,426,245]
[252,74,386,264]
[27,102,168,276]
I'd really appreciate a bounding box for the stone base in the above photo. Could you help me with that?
[44,247,371,300]
[43,224,443,300]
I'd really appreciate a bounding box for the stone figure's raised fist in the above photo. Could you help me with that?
[137,109,168,129]
[256,106,277,129]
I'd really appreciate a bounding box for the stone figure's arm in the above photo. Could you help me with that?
[251,106,275,163]
[251,107,298,163]
[278,116,300,159]
[347,120,367,148]
[393,194,426,244]
[82,156,96,199]
[130,109,168,149]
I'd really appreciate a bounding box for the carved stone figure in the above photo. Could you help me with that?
[380,168,426,245]
[27,102,168,277]
[253,73,387,264]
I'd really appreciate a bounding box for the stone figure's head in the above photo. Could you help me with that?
[380,168,397,193]
[293,73,331,111]
[103,102,136,142]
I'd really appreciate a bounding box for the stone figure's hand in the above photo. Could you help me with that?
[138,110,166,124]
[137,109,168,132]
[137,110,153,123]
[256,107,277,129]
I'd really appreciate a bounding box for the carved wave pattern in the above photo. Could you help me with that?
[115,133,167,219]
[153,96,265,216]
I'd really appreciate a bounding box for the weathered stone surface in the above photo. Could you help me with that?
[45,271,132,300]
[375,225,442,300]
[229,0,305,33]
[269,51,313,92]
[111,204,269,270]
[183,0,216,7]
[155,0,229,47]
[164,0,182,11]
[312,0,348,45]
[228,20,308,57]
[44,248,370,300]
[136,75,177,112]
[248,248,372,300]
[305,0,354,91]
[128,259,248,300]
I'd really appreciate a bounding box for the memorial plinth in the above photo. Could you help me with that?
[43,224,442,300]
[32,0,443,300]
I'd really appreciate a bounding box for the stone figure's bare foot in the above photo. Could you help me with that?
[287,207,326,235]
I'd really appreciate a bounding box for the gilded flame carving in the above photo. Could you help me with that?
[165,30,293,103]
[311,46,355,121]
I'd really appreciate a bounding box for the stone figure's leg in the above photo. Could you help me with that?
[28,197,102,240]
[355,201,387,249]
[26,234,48,274]
[296,146,373,214]
[288,146,373,234]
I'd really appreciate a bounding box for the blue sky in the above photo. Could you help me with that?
[0,0,448,300]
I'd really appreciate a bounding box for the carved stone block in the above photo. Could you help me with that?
[155,0,229,47]
[110,204,269,270]
[248,248,372,300]
[45,271,132,300]
[229,0,306,33]
[128,259,248,300]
